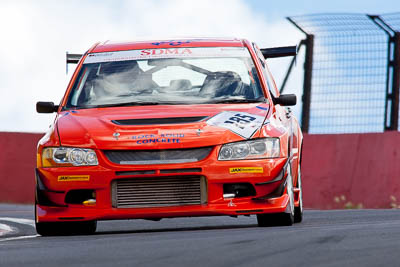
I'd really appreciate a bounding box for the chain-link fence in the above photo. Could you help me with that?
[287,13,400,134]
[381,13,400,30]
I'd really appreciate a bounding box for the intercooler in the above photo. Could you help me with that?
[111,175,207,208]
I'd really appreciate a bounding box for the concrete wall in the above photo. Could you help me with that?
[1,131,399,208]
[0,132,42,204]
[302,132,400,209]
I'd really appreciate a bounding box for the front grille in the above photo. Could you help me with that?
[111,176,207,208]
[104,147,213,165]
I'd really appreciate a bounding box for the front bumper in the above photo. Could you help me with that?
[36,149,290,222]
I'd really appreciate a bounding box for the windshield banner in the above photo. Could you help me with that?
[84,47,249,64]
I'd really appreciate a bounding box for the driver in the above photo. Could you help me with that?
[92,60,156,101]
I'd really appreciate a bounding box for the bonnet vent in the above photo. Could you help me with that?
[112,116,208,125]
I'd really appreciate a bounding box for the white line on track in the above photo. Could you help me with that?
[0,223,14,236]
[0,217,38,242]
[0,217,39,242]
[0,217,35,227]
[0,235,39,242]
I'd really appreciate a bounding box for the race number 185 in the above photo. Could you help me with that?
[224,113,257,125]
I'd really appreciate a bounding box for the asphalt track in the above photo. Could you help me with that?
[0,204,399,267]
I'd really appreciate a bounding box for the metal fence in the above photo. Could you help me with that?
[285,13,400,134]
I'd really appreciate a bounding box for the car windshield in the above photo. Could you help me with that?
[65,47,265,108]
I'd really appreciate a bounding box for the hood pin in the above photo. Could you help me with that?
[196,129,203,136]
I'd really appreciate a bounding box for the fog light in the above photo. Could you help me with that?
[65,189,96,205]
[223,183,256,198]
[83,199,96,206]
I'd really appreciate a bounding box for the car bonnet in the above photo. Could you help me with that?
[56,103,270,150]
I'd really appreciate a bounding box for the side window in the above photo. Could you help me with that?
[264,64,280,98]
[252,43,278,98]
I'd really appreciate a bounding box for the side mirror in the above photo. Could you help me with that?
[36,102,59,113]
[274,94,296,106]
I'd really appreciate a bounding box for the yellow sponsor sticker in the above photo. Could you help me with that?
[58,175,90,182]
[229,167,264,174]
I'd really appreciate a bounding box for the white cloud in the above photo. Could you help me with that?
[0,0,303,132]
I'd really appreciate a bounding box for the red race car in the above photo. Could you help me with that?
[35,38,303,235]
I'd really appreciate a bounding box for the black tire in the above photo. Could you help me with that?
[257,212,294,227]
[257,163,295,227]
[294,201,303,223]
[35,220,97,236]
[294,165,303,223]
[35,204,97,236]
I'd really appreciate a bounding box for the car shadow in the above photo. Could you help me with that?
[95,223,258,236]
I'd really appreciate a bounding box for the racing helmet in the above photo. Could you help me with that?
[99,60,140,75]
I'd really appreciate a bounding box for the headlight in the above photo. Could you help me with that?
[42,147,98,167]
[218,138,280,160]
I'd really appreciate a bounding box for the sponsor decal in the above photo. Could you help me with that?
[132,133,185,145]
[151,40,191,46]
[229,167,264,174]
[88,52,113,57]
[207,111,265,139]
[84,47,249,64]
[58,175,90,182]
[140,48,192,56]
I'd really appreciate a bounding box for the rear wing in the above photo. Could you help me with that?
[66,52,83,74]
[66,52,83,64]
[260,45,297,59]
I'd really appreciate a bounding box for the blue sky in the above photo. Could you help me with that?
[0,0,398,132]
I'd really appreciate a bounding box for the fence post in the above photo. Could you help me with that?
[368,15,400,131]
[390,32,400,130]
[301,34,314,133]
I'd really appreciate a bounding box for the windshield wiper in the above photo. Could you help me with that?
[210,97,266,104]
[80,101,161,108]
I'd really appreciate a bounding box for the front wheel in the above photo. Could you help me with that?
[294,163,303,223]
[35,220,97,236]
[257,212,294,227]
[257,163,295,227]
[35,204,97,236]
